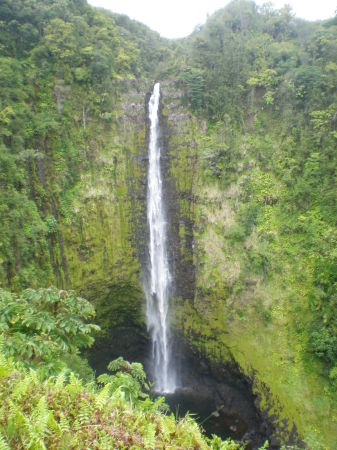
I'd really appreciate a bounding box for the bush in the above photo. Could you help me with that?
[0,346,239,449]
[0,287,100,374]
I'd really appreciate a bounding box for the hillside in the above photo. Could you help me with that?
[0,0,337,448]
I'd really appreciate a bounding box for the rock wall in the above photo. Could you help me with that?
[74,78,198,374]
[12,75,305,446]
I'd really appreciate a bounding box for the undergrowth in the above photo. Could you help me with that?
[0,339,245,450]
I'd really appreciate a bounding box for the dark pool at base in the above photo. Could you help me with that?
[164,387,249,441]
[88,330,272,449]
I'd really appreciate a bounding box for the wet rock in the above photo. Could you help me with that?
[270,436,281,448]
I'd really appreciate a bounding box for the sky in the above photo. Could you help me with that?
[87,0,336,39]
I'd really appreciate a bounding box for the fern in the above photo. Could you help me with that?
[0,337,245,449]
[78,398,91,427]
[46,411,62,437]
[65,372,83,396]
[12,375,31,400]
[7,402,26,435]
[24,397,50,450]
[59,414,70,434]
[0,336,5,359]
[156,414,174,442]
[0,337,11,379]
[0,432,10,450]
[54,371,66,390]
[96,434,116,450]
[150,395,167,412]
[95,383,110,409]
[143,422,156,449]
[72,418,81,433]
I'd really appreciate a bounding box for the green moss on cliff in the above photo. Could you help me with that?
[1,1,337,448]
[178,123,337,448]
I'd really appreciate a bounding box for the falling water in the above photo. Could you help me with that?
[145,82,176,393]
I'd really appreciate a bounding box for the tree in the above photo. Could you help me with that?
[0,287,100,373]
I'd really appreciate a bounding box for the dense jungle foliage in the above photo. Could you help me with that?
[1,0,337,448]
[0,290,244,449]
[182,0,337,395]
[0,0,174,290]
[173,2,337,447]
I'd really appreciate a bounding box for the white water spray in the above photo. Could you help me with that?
[145,83,176,393]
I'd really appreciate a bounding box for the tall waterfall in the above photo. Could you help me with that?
[145,82,176,393]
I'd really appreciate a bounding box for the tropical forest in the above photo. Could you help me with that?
[0,0,337,448]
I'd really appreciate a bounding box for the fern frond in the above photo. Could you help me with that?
[73,418,81,433]
[24,397,50,450]
[54,371,66,390]
[0,335,4,355]
[156,414,175,442]
[0,432,10,450]
[7,402,26,433]
[47,411,61,436]
[12,375,31,400]
[95,383,110,409]
[59,414,70,434]
[78,398,91,426]
[66,372,83,395]
[151,395,167,412]
[27,368,40,387]
[96,433,115,450]
[143,422,156,449]
[0,337,11,379]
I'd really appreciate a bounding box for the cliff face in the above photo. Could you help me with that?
[38,77,196,381]
[80,79,303,446]
[2,1,337,448]
[1,70,335,447]
[64,79,150,371]
[138,82,336,448]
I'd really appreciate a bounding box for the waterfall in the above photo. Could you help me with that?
[145,82,176,393]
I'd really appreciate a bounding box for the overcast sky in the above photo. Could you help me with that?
[87,0,336,38]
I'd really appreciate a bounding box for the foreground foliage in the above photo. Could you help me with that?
[0,287,243,449]
[0,346,243,450]
[0,287,99,374]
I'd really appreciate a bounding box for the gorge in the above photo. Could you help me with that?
[1,0,337,448]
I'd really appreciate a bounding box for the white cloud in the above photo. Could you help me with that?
[87,0,336,39]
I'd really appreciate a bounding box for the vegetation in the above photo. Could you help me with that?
[0,343,248,449]
[0,287,99,375]
[1,0,337,448]
[175,1,337,447]
[0,0,172,290]
[186,0,337,376]
[0,287,242,449]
